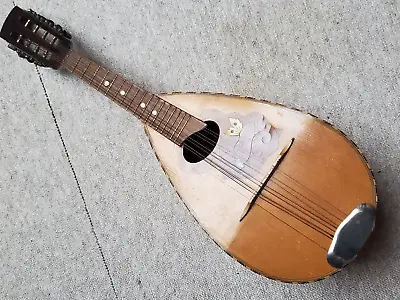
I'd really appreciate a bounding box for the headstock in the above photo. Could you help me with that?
[0,6,72,69]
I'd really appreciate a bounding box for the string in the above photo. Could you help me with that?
[61,51,340,236]
[271,176,343,224]
[26,44,342,237]
[179,125,346,225]
[182,143,335,238]
[178,130,340,233]
[192,130,347,223]
[275,171,347,219]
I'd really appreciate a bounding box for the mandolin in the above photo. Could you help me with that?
[1,6,378,283]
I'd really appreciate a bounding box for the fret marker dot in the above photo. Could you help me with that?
[140,103,146,108]
[104,80,110,87]
[152,110,157,116]
[120,90,126,96]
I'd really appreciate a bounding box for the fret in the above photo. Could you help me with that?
[132,91,147,114]
[97,69,110,91]
[161,106,177,134]
[72,56,81,72]
[138,94,154,119]
[92,67,107,90]
[167,109,183,137]
[105,73,118,96]
[143,96,159,123]
[150,100,165,127]
[89,65,101,86]
[155,102,170,131]
[150,99,165,127]
[86,62,101,84]
[126,86,140,109]
[62,51,206,146]
[175,114,191,143]
[75,58,88,78]
[79,60,91,81]
[80,60,91,79]
[170,111,185,140]
[61,50,72,68]
[119,82,132,106]
[113,77,126,104]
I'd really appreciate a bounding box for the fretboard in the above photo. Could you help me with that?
[61,50,206,146]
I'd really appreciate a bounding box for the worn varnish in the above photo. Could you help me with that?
[145,93,377,283]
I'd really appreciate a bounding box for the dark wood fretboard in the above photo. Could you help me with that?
[61,50,206,146]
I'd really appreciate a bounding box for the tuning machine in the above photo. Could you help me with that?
[28,9,71,39]
[8,43,47,67]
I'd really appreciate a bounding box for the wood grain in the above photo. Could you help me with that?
[144,93,377,283]
[228,118,376,282]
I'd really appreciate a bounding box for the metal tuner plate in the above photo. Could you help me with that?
[327,203,376,268]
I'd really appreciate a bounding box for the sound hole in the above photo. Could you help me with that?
[183,120,220,163]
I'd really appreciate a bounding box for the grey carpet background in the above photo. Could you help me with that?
[0,0,399,299]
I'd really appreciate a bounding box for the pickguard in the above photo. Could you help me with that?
[181,109,283,184]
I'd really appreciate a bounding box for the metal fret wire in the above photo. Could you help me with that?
[62,52,345,234]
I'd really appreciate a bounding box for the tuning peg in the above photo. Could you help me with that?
[8,44,17,51]
[63,30,72,39]
[27,9,72,40]
[46,19,55,27]
[55,24,63,32]
[55,24,71,39]
[29,9,37,17]
[16,49,29,60]
[17,51,26,58]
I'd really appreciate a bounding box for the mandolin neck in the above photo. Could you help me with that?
[61,50,206,146]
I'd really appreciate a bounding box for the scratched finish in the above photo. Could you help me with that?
[145,93,376,282]
[180,109,281,183]
[228,117,377,282]
[146,93,310,248]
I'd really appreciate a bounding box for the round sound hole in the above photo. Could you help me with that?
[183,120,220,163]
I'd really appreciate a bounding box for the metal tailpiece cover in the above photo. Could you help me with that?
[327,203,376,269]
